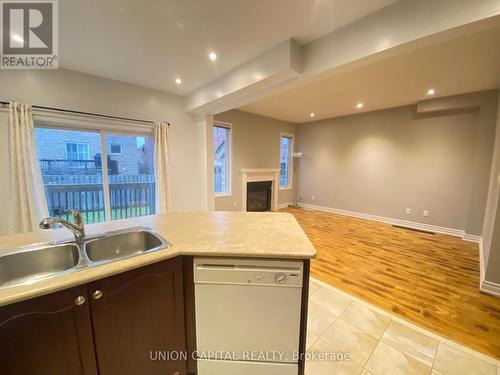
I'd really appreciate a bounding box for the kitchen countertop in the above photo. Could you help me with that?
[0,211,316,307]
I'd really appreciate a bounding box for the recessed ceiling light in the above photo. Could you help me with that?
[208,52,217,61]
[11,34,23,43]
[175,77,182,85]
[310,112,315,117]
[427,88,435,96]
[356,102,364,109]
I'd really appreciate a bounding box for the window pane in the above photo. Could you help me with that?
[35,128,106,224]
[109,144,122,154]
[106,133,156,220]
[214,125,230,194]
[66,143,77,159]
[280,136,291,187]
[77,144,90,160]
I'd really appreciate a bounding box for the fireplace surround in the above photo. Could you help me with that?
[240,169,279,211]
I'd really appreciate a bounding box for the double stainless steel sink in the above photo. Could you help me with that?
[0,227,171,289]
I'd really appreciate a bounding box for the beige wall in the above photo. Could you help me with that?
[213,110,296,211]
[417,91,499,236]
[295,91,498,235]
[0,69,207,234]
[483,93,500,284]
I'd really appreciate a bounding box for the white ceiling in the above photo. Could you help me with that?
[240,26,500,123]
[59,0,398,95]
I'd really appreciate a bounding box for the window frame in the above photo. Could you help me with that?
[279,133,294,190]
[65,142,90,160]
[34,111,155,223]
[213,121,232,198]
[108,143,123,155]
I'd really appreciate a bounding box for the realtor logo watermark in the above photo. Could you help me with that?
[1,0,58,69]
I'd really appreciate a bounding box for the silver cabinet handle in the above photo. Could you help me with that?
[92,290,103,300]
[75,296,86,306]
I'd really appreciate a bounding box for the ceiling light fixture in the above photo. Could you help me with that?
[208,52,217,61]
[427,88,435,96]
[356,102,364,109]
[175,77,182,85]
[310,112,315,118]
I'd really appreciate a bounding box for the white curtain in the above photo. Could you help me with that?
[8,101,49,233]
[154,121,170,213]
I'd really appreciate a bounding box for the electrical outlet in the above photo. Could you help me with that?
[405,208,411,215]
[423,210,429,217]
[311,195,315,200]
[233,201,237,207]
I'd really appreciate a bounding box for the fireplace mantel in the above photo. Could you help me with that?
[240,169,279,212]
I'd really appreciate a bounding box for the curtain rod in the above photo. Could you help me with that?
[0,101,170,126]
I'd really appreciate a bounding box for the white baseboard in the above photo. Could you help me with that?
[462,233,482,243]
[480,279,500,297]
[478,239,500,297]
[298,202,481,243]
[278,202,292,209]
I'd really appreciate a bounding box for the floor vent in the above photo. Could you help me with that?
[392,225,436,235]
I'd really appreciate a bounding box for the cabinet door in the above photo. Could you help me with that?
[89,258,187,375]
[0,285,98,375]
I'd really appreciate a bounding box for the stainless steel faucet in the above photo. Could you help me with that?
[39,209,86,244]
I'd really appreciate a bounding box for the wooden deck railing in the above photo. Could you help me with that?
[40,159,100,175]
[40,159,119,175]
[45,182,155,223]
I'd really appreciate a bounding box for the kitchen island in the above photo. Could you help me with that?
[0,211,316,375]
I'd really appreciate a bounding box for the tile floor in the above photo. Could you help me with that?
[306,278,500,375]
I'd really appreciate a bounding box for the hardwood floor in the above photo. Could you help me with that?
[282,207,500,359]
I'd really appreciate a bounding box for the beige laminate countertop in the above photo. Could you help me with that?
[0,211,316,307]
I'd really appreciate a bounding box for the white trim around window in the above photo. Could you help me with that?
[214,121,233,198]
[33,109,154,135]
[279,132,294,190]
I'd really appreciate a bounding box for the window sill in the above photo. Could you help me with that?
[279,187,293,191]
[215,193,232,199]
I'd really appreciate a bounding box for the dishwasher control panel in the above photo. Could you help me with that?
[194,257,303,287]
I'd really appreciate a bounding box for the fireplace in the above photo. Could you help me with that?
[240,169,279,211]
[247,181,272,211]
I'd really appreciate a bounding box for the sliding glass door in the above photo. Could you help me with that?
[35,127,106,224]
[35,126,156,224]
[105,133,155,220]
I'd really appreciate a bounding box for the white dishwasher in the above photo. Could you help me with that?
[194,257,304,375]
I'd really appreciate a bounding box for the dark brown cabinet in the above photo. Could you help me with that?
[0,258,187,375]
[89,257,186,375]
[0,285,98,375]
